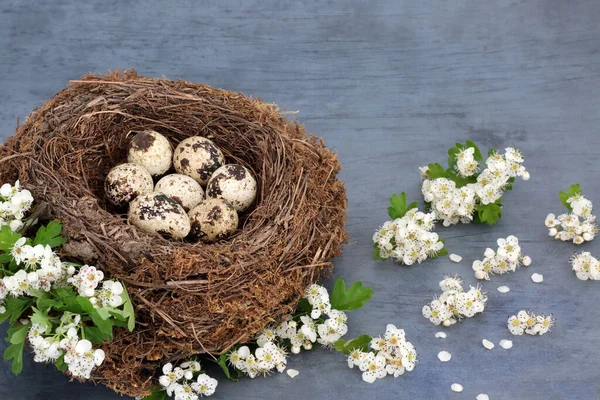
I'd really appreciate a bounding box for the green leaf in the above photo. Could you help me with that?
[83,326,109,344]
[447,143,464,170]
[333,334,372,355]
[217,353,238,381]
[141,386,167,400]
[477,203,502,225]
[3,342,24,374]
[559,184,581,211]
[372,243,381,261]
[488,148,497,157]
[0,297,32,325]
[30,307,53,334]
[296,298,312,314]
[425,163,447,179]
[120,286,136,332]
[0,225,22,252]
[55,354,68,372]
[387,192,418,219]
[330,277,374,311]
[7,324,29,345]
[437,245,448,257]
[77,297,113,337]
[33,221,67,248]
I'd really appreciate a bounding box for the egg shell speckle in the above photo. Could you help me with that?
[155,174,205,212]
[128,192,190,238]
[104,163,153,207]
[206,164,257,212]
[189,198,239,243]
[127,130,173,176]
[173,137,225,185]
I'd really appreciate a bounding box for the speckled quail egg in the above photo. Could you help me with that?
[154,174,204,212]
[206,164,257,212]
[188,198,239,243]
[128,192,191,238]
[173,137,225,185]
[127,130,173,176]
[104,163,154,207]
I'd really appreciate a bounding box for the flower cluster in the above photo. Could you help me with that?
[507,310,555,336]
[0,180,34,232]
[570,252,600,280]
[422,276,487,326]
[373,208,444,265]
[3,239,73,297]
[346,324,417,383]
[28,314,105,379]
[421,146,529,226]
[158,361,218,399]
[227,284,348,378]
[472,235,532,280]
[546,189,596,244]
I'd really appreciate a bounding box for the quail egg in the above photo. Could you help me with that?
[206,164,257,212]
[127,130,173,176]
[128,192,191,238]
[104,163,153,207]
[189,198,239,243]
[173,137,225,185]
[154,174,204,212]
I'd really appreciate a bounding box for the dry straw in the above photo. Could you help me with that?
[0,70,347,397]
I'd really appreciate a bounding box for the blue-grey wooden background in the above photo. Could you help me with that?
[1,1,599,399]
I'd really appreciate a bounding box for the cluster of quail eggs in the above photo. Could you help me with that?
[104,130,257,243]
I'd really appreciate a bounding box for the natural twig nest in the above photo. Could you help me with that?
[0,71,347,397]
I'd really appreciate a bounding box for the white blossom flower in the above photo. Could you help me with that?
[359,352,387,383]
[194,374,218,396]
[508,310,554,336]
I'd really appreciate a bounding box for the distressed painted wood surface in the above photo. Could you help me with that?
[1,0,599,399]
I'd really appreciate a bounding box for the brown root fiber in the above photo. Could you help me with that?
[0,71,347,397]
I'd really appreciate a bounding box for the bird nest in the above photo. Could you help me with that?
[0,70,347,397]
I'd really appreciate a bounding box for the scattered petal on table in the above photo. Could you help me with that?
[451,383,463,392]
[287,369,299,378]
[497,286,510,293]
[435,331,447,339]
[449,253,462,263]
[477,394,490,400]
[438,351,452,362]
[499,340,513,349]
[531,273,544,283]
[482,339,494,350]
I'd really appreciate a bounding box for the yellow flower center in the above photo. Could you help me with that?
[512,319,520,327]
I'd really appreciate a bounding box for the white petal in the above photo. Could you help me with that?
[482,339,494,350]
[531,273,544,283]
[435,331,447,339]
[449,254,462,263]
[476,395,490,400]
[499,339,513,349]
[451,383,463,392]
[286,369,299,378]
[522,256,532,266]
[437,351,452,362]
[497,286,510,293]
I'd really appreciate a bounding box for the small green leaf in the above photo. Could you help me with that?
[559,184,581,211]
[3,341,25,375]
[437,245,448,257]
[33,221,67,248]
[333,334,372,355]
[426,163,447,179]
[296,298,312,314]
[55,354,68,372]
[217,353,238,381]
[120,286,136,332]
[330,278,374,311]
[30,307,53,334]
[83,326,109,344]
[387,193,418,219]
[488,148,497,157]
[0,225,22,253]
[0,297,32,325]
[141,386,167,400]
[7,324,29,345]
[477,203,502,225]
[372,243,381,261]
[77,297,113,336]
